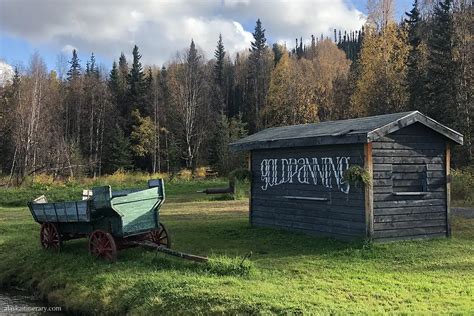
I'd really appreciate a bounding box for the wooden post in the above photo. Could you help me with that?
[445,142,451,237]
[364,143,374,239]
[248,151,253,226]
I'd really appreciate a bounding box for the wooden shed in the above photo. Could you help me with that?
[229,111,463,241]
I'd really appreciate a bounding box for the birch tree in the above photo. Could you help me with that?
[168,40,209,169]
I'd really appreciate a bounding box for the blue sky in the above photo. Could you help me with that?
[0,0,414,72]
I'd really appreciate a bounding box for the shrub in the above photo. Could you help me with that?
[229,168,251,182]
[176,169,193,182]
[106,169,128,184]
[28,173,65,190]
[151,172,169,181]
[194,167,207,179]
[452,168,474,205]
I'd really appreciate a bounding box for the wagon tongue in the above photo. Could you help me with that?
[131,240,208,263]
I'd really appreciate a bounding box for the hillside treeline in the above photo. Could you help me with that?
[0,0,472,184]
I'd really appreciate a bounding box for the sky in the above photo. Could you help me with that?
[0,0,414,73]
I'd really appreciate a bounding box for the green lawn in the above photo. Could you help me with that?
[0,179,234,206]
[0,196,473,314]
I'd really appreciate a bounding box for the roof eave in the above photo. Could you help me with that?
[229,133,368,152]
[367,111,464,145]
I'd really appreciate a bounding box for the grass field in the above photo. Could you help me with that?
[0,181,473,314]
[0,178,233,206]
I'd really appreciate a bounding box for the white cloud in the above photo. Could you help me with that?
[61,44,77,55]
[222,0,365,41]
[0,0,365,66]
[0,60,14,87]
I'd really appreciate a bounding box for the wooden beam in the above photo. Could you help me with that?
[445,142,451,237]
[364,143,374,239]
[248,151,253,226]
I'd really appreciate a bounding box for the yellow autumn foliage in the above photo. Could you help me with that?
[351,23,410,116]
[263,52,318,127]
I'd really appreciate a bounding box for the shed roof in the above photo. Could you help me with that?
[229,111,463,151]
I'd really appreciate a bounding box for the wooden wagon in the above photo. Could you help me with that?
[28,179,171,261]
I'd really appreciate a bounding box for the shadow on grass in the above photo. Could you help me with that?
[160,214,365,259]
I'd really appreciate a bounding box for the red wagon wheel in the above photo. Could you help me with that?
[40,223,62,252]
[145,223,171,248]
[89,230,117,261]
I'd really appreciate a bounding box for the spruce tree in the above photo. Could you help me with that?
[272,43,284,66]
[86,53,99,79]
[115,53,129,119]
[102,125,133,174]
[187,40,199,69]
[128,45,146,114]
[209,113,247,175]
[425,0,456,125]
[66,49,83,143]
[405,0,425,111]
[108,61,122,118]
[66,49,81,81]
[250,19,267,55]
[212,35,227,114]
[145,67,153,92]
[118,53,128,81]
[214,34,225,87]
[310,35,317,58]
[158,66,169,108]
[109,61,119,93]
[248,18,269,132]
[297,37,303,59]
[12,66,20,89]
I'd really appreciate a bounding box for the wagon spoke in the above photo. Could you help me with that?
[40,223,61,252]
[104,251,112,260]
[89,230,117,262]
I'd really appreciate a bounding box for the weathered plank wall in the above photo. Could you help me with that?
[250,144,366,239]
[372,123,448,241]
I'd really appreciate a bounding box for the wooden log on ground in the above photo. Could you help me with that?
[197,180,235,195]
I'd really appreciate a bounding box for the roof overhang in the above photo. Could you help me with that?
[230,133,368,152]
[367,111,463,145]
[230,111,463,152]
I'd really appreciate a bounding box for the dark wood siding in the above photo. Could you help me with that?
[372,123,448,241]
[251,144,366,239]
